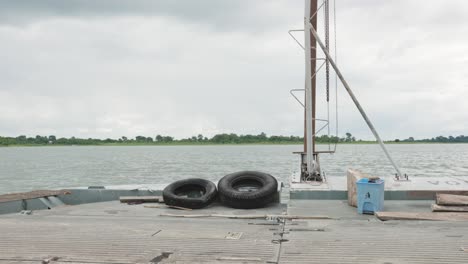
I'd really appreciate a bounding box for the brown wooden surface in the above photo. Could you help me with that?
[144,205,192,210]
[347,169,370,207]
[431,204,468,212]
[0,190,70,203]
[376,211,468,221]
[436,193,468,206]
[119,196,163,203]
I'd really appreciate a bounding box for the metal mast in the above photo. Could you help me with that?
[301,0,405,180]
[304,0,321,180]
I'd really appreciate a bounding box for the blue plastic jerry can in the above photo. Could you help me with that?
[356,178,385,214]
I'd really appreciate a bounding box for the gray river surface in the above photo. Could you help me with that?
[1,144,468,194]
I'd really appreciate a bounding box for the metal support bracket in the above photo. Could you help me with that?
[289,89,330,140]
[288,29,305,50]
[394,173,410,181]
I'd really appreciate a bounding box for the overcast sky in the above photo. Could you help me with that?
[0,0,467,140]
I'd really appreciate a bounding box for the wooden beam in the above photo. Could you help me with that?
[436,193,468,206]
[347,169,371,207]
[431,204,468,212]
[375,211,468,221]
[144,205,192,211]
[0,190,71,203]
[119,196,163,203]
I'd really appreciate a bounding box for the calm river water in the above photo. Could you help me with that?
[1,144,468,194]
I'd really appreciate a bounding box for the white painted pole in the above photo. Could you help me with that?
[304,0,316,176]
[308,23,404,177]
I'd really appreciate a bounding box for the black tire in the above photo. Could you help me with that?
[163,178,217,209]
[218,171,278,209]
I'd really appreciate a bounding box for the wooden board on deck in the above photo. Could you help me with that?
[0,190,70,203]
[432,204,468,212]
[436,193,468,206]
[347,169,370,207]
[376,211,468,221]
[119,196,163,203]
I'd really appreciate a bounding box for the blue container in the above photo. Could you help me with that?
[356,178,385,214]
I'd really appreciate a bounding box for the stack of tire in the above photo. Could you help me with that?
[163,171,278,209]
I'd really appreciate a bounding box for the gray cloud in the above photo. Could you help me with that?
[0,0,467,140]
[0,0,302,32]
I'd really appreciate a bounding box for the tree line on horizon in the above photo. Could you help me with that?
[0,133,338,146]
[0,133,304,146]
[395,135,468,143]
[0,133,467,146]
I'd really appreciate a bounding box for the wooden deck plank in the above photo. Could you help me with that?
[436,193,468,206]
[0,190,70,203]
[376,211,468,221]
[432,204,468,212]
[119,196,163,203]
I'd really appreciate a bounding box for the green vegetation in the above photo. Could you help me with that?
[0,132,325,146]
[392,135,468,143]
[1,133,467,147]
[0,133,299,146]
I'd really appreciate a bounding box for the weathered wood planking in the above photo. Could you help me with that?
[431,204,468,212]
[119,196,163,203]
[0,190,70,203]
[347,169,370,207]
[376,211,468,221]
[436,193,468,206]
[144,205,192,210]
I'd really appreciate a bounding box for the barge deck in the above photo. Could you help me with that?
[1,197,467,263]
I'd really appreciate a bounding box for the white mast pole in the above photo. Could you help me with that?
[304,0,316,177]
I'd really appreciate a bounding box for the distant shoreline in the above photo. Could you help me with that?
[3,133,467,146]
[1,141,466,147]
